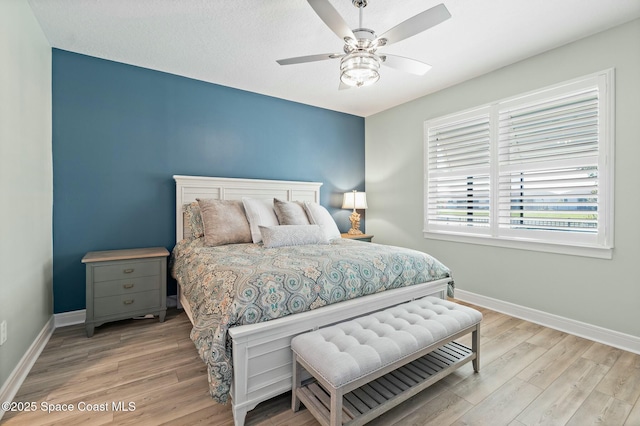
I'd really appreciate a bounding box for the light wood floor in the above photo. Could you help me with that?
[2,302,640,426]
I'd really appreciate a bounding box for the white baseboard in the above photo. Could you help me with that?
[53,309,86,328]
[0,316,55,421]
[455,289,640,355]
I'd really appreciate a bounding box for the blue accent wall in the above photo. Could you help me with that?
[52,49,365,313]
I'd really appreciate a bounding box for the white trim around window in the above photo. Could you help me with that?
[424,69,615,259]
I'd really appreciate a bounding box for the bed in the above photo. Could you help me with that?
[171,175,453,426]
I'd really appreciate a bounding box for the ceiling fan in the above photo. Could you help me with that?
[276,0,451,88]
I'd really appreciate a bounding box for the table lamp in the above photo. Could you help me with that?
[342,190,368,235]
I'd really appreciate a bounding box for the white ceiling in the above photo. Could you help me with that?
[28,0,640,117]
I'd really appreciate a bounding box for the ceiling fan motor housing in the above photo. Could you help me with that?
[344,28,377,51]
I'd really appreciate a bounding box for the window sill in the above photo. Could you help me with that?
[423,231,613,259]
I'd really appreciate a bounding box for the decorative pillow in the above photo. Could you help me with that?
[196,198,252,247]
[183,201,204,238]
[303,202,341,240]
[273,198,310,225]
[259,225,329,248]
[242,198,280,243]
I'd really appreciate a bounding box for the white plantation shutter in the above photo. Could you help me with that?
[425,110,491,234]
[497,86,601,244]
[424,70,613,257]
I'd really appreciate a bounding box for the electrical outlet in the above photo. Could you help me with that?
[0,320,7,345]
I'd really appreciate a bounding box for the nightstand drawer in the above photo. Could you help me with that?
[94,290,161,318]
[94,275,161,298]
[93,259,161,282]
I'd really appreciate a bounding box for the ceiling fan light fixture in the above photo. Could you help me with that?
[340,52,381,87]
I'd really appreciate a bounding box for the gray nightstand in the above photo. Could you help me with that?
[82,247,169,337]
[341,233,374,242]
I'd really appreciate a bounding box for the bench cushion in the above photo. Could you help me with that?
[291,296,482,388]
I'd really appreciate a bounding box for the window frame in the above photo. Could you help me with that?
[423,69,615,259]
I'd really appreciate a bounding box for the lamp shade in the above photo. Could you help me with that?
[342,191,368,210]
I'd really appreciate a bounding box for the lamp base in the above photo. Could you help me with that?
[348,211,363,235]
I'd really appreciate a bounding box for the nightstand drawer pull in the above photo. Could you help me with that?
[123,268,135,274]
[123,283,135,289]
[123,299,135,305]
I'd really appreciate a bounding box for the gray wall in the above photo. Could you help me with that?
[0,0,53,390]
[365,19,640,337]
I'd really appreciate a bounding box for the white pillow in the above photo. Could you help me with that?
[303,202,341,241]
[260,225,329,248]
[242,198,280,243]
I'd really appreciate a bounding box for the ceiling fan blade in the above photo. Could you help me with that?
[307,0,356,42]
[376,3,451,46]
[382,54,432,75]
[277,53,343,66]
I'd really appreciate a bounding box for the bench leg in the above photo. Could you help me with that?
[330,389,343,426]
[292,353,302,412]
[472,323,481,372]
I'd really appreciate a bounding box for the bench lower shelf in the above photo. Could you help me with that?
[296,341,474,426]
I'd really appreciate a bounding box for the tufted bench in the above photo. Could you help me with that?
[291,296,482,426]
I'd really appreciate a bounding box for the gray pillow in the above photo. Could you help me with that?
[273,198,310,225]
[196,198,252,247]
[259,225,329,248]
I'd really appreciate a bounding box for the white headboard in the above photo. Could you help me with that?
[174,175,323,242]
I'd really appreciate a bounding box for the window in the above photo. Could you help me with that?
[424,70,614,258]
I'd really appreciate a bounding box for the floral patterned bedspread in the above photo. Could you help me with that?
[171,237,452,403]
